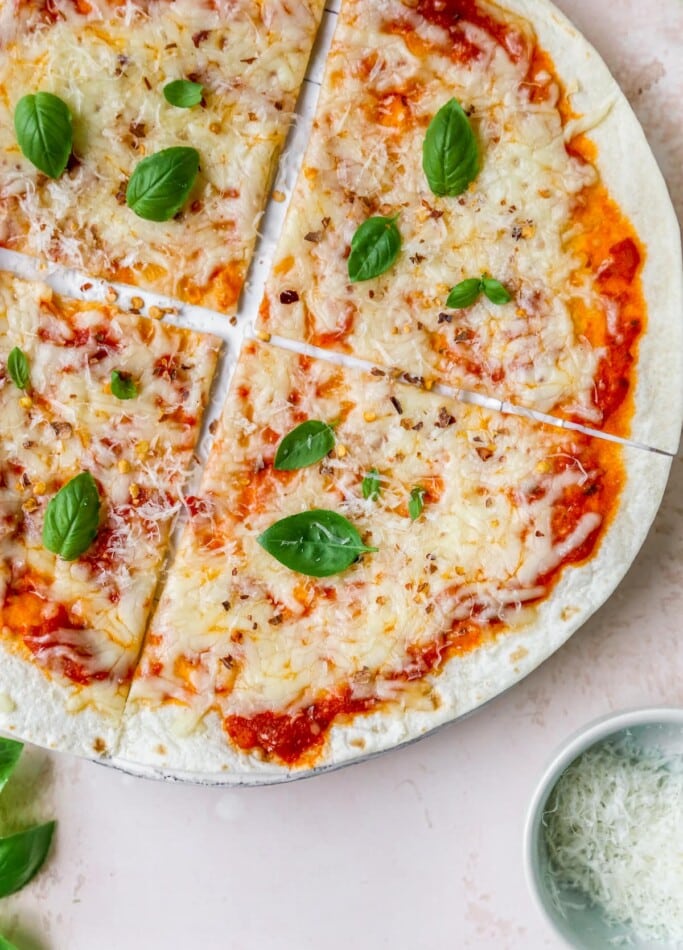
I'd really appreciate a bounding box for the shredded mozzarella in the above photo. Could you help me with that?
[544,738,683,944]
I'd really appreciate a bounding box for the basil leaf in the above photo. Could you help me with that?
[423,98,479,197]
[7,347,30,390]
[110,370,138,400]
[42,472,101,561]
[481,276,511,305]
[446,278,482,309]
[362,469,381,501]
[408,486,426,521]
[0,936,19,950]
[0,821,55,898]
[274,420,334,471]
[348,215,401,283]
[0,738,23,794]
[126,146,199,222]
[258,509,377,578]
[14,92,72,179]
[163,79,203,109]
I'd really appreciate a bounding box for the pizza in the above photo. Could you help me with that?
[119,341,670,778]
[256,0,683,453]
[0,0,679,783]
[0,0,324,313]
[0,271,220,756]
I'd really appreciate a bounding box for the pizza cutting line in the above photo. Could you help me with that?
[248,329,678,458]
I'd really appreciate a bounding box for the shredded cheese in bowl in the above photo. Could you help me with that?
[543,737,683,945]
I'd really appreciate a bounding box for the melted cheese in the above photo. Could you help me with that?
[0,0,324,312]
[126,340,621,763]
[257,0,639,427]
[0,271,220,714]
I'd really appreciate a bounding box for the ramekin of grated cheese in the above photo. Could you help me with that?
[524,707,683,949]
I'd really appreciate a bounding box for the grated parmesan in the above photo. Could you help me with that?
[543,737,683,944]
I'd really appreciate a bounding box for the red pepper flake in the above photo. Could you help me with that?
[436,407,456,428]
[279,290,299,305]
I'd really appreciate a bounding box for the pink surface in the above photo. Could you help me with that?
[1,3,682,947]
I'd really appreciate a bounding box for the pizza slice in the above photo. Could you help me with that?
[256,0,682,453]
[0,0,324,313]
[0,272,220,756]
[118,340,670,780]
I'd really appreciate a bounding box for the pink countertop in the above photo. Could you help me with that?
[1,2,682,947]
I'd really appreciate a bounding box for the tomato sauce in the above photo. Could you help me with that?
[304,300,356,352]
[567,184,645,431]
[179,261,244,312]
[234,465,297,518]
[225,687,376,765]
[384,0,526,64]
[0,576,114,687]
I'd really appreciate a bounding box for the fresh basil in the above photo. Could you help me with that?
[42,472,101,561]
[446,278,482,309]
[110,370,138,400]
[258,509,377,578]
[7,348,30,390]
[126,146,199,222]
[163,79,203,109]
[446,274,511,309]
[348,215,401,282]
[0,739,23,795]
[0,822,55,898]
[274,420,334,471]
[409,486,426,521]
[14,92,73,179]
[0,936,19,950]
[423,98,479,197]
[481,276,512,304]
[362,469,381,501]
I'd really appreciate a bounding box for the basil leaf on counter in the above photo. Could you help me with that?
[481,276,512,305]
[110,370,138,400]
[362,469,381,501]
[348,215,401,282]
[258,509,377,578]
[408,486,426,521]
[446,278,482,309]
[163,79,203,109]
[42,472,100,561]
[423,98,479,197]
[14,92,72,179]
[7,348,30,390]
[126,146,199,221]
[0,739,23,795]
[0,822,56,898]
[274,420,335,471]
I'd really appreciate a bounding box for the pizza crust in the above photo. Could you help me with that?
[0,648,119,758]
